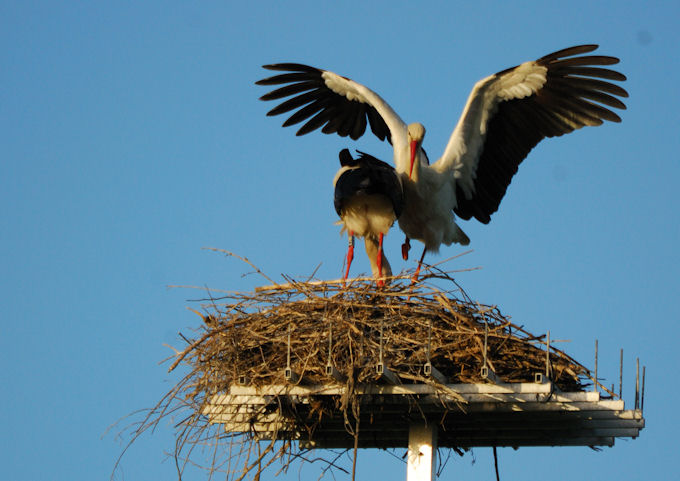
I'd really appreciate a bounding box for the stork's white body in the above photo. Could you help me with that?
[399,162,470,252]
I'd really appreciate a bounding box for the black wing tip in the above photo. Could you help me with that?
[256,64,322,86]
[541,44,599,61]
[542,45,625,69]
[606,83,629,97]
[261,63,320,72]
[566,44,600,54]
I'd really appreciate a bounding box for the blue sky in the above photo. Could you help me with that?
[2,1,678,479]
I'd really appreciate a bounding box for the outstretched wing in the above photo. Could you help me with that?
[256,64,408,148]
[432,45,628,224]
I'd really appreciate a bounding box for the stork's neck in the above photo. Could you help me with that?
[395,142,424,182]
[411,148,425,183]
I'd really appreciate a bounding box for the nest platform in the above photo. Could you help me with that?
[154,270,644,480]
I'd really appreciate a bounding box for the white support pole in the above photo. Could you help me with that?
[407,422,437,481]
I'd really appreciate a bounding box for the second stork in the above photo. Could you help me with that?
[334,149,403,286]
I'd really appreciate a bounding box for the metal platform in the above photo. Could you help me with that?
[203,381,644,449]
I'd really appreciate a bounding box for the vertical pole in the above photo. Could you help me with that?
[407,422,437,481]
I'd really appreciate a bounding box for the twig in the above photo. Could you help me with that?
[202,247,277,285]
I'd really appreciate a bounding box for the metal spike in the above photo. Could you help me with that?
[379,318,384,364]
[325,318,346,382]
[483,319,488,369]
[593,339,598,393]
[287,324,292,369]
[480,318,498,383]
[427,318,432,363]
[423,318,446,383]
[619,348,623,399]
[327,318,333,365]
[546,331,551,378]
[284,324,300,382]
[635,357,640,409]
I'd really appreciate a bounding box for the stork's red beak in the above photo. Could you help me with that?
[409,140,417,178]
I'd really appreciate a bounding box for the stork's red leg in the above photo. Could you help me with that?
[343,232,355,282]
[377,233,385,288]
[411,246,427,284]
[401,236,411,260]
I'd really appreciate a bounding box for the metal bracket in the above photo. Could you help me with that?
[480,318,499,383]
[480,365,499,383]
[285,324,301,383]
[324,318,346,382]
[423,319,447,383]
[424,362,447,384]
[326,363,347,382]
[376,362,400,384]
[376,317,399,383]
[284,367,300,383]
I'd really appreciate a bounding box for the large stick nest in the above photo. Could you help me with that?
[123,255,600,480]
[181,275,587,391]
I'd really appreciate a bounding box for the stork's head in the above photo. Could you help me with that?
[407,122,426,179]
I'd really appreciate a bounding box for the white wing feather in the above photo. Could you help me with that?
[321,70,409,151]
[433,61,548,200]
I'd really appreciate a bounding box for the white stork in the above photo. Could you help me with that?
[256,45,628,277]
[333,148,404,286]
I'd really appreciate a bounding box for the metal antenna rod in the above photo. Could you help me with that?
[287,324,292,369]
[619,348,623,399]
[427,318,432,363]
[544,332,549,377]
[479,315,499,383]
[593,339,598,393]
[635,357,640,410]
[379,317,384,364]
[483,318,488,369]
[327,318,332,364]
[284,323,301,383]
